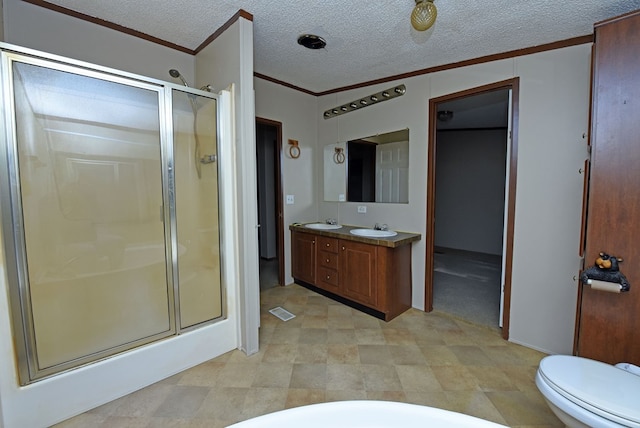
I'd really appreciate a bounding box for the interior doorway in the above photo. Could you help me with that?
[255,118,284,291]
[424,79,519,339]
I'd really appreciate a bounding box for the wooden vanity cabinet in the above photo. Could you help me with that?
[291,229,413,321]
[316,236,340,293]
[340,240,378,307]
[291,231,316,284]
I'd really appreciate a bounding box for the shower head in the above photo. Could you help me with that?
[169,69,189,88]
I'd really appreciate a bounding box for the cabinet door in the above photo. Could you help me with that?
[340,240,377,307]
[576,11,640,365]
[292,231,316,284]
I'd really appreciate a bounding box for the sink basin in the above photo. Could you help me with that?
[350,229,398,238]
[304,223,342,230]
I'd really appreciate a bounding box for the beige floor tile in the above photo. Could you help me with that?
[327,344,360,364]
[420,344,461,365]
[382,328,416,345]
[284,388,326,408]
[366,390,408,401]
[327,328,357,344]
[326,364,365,391]
[298,328,328,344]
[261,344,298,363]
[467,365,518,392]
[301,315,328,329]
[178,361,226,387]
[358,344,393,364]
[269,327,301,344]
[444,391,508,425]
[195,387,249,421]
[152,386,210,419]
[324,389,368,402]
[389,344,428,365]
[54,413,108,427]
[486,390,563,426]
[395,365,441,392]
[361,364,403,391]
[295,344,328,363]
[57,284,562,427]
[100,416,150,427]
[289,363,327,389]
[215,362,258,388]
[240,387,289,420]
[251,363,293,388]
[449,345,495,366]
[327,315,355,329]
[355,328,387,344]
[404,391,451,409]
[109,384,174,418]
[432,365,481,391]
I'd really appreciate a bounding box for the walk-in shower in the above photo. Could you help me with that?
[169,68,215,178]
[0,47,226,384]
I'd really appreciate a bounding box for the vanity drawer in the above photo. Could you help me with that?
[317,266,340,287]
[317,236,338,253]
[318,251,338,269]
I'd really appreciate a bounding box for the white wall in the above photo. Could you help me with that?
[434,129,507,255]
[253,79,319,285]
[0,3,248,426]
[2,0,194,83]
[310,45,591,355]
[195,17,259,355]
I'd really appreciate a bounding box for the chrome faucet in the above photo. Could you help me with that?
[374,223,388,231]
[326,218,337,225]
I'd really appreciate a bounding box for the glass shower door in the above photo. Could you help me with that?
[8,59,174,380]
[172,89,223,328]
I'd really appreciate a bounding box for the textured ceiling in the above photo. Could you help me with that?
[39,0,640,93]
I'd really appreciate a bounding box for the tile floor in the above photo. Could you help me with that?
[56,284,562,427]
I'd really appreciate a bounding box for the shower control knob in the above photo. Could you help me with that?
[200,154,217,164]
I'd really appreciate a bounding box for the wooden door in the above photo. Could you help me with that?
[576,10,640,365]
[340,240,378,307]
[291,231,316,284]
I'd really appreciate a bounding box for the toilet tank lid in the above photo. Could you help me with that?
[539,355,640,425]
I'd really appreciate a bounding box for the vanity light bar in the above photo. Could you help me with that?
[323,84,406,120]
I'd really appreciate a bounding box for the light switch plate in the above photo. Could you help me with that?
[357,205,367,213]
[286,194,295,205]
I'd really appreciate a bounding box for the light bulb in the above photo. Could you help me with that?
[411,0,437,31]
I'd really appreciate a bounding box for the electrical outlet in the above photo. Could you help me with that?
[357,205,367,213]
[286,194,295,205]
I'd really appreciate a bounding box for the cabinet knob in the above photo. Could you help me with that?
[312,240,315,244]
[326,259,330,263]
[326,243,330,247]
[342,246,345,250]
[326,275,330,280]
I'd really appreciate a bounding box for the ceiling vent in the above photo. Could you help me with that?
[297,34,326,50]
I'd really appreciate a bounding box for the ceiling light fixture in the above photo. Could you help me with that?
[437,110,454,122]
[323,85,407,119]
[297,34,327,49]
[411,0,437,31]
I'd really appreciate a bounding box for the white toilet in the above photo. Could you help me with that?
[536,355,640,427]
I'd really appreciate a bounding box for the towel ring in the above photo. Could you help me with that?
[288,139,300,159]
[334,147,345,164]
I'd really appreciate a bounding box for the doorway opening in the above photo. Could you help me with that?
[255,118,285,291]
[425,79,519,339]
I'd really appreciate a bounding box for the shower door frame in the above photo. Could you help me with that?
[0,44,226,385]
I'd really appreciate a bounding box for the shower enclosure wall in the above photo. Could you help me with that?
[0,45,226,384]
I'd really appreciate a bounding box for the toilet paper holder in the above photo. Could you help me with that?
[580,252,630,293]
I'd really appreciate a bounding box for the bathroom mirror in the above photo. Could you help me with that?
[324,129,409,203]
